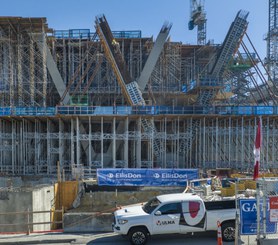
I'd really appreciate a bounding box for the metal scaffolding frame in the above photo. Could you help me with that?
[1,116,278,176]
[1,16,278,177]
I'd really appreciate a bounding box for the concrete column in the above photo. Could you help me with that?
[76,117,80,166]
[46,119,51,175]
[34,119,38,174]
[101,117,104,168]
[71,118,75,167]
[124,117,128,168]
[163,117,167,168]
[150,118,154,168]
[59,118,64,173]
[112,117,116,168]
[11,120,15,174]
[42,33,47,107]
[136,117,141,168]
[216,117,218,169]
[89,117,92,173]
[177,117,180,168]
[20,120,25,174]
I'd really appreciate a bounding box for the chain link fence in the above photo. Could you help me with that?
[256,178,278,244]
[235,178,278,245]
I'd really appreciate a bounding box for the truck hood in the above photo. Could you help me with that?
[115,204,146,218]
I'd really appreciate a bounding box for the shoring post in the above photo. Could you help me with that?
[26,208,30,235]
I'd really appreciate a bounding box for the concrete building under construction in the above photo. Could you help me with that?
[1,11,278,178]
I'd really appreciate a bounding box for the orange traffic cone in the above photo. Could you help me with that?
[217,221,223,245]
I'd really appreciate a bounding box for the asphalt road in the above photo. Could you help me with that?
[0,231,258,245]
[87,231,231,244]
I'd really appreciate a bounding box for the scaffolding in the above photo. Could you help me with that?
[0,15,278,177]
[1,111,278,175]
[0,17,52,107]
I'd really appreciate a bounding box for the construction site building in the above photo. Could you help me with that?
[0,14,278,178]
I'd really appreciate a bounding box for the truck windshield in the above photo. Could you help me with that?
[142,197,161,214]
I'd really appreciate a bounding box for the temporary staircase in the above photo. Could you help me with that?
[179,10,249,155]
[126,82,161,155]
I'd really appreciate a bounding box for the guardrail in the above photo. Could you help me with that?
[0,208,64,234]
[0,105,277,116]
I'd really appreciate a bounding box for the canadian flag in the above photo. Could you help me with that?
[253,118,262,180]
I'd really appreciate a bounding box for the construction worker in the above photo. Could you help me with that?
[112,39,120,53]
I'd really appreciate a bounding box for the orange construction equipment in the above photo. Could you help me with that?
[217,221,223,245]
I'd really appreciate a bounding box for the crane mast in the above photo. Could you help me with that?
[188,0,207,45]
[266,0,278,84]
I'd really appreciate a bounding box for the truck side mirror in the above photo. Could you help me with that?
[155,210,162,216]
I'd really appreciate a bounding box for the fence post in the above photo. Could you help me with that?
[235,180,239,245]
[26,208,30,235]
[256,180,260,243]
[262,178,267,239]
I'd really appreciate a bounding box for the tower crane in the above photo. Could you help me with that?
[188,0,207,45]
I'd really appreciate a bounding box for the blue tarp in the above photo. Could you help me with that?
[94,107,114,115]
[255,106,273,115]
[237,106,253,115]
[0,107,11,116]
[15,107,55,116]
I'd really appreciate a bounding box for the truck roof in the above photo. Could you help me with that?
[156,193,202,203]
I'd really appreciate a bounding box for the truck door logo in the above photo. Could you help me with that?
[180,201,205,228]
[156,220,175,225]
[189,201,199,218]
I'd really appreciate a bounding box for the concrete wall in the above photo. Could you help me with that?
[0,185,54,232]
[32,185,54,231]
[0,190,32,232]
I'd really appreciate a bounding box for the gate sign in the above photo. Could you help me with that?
[97,168,198,186]
[240,199,276,235]
[270,196,278,222]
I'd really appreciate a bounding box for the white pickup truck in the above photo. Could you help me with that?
[112,193,236,245]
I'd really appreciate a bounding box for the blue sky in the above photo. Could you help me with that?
[1,0,267,58]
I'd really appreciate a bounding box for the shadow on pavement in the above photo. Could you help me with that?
[87,231,219,245]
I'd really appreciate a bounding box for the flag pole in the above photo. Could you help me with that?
[253,117,262,180]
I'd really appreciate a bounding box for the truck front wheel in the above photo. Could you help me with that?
[128,227,149,245]
[221,221,235,242]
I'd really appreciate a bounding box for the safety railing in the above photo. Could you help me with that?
[0,105,278,117]
[55,105,278,116]
[53,30,141,39]
[0,209,64,234]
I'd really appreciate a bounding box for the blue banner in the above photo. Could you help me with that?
[240,199,276,235]
[97,168,198,186]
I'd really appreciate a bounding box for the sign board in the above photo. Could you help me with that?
[270,196,278,222]
[97,168,198,186]
[240,199,277,235]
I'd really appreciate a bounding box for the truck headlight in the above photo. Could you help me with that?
[118,219,128,225]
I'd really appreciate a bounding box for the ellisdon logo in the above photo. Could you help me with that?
[107,173,142,178]
[153,173,160,178]
[153,173,188,179]
[108,173,114,178]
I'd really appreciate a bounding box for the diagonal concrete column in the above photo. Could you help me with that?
[137,22,172,91]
